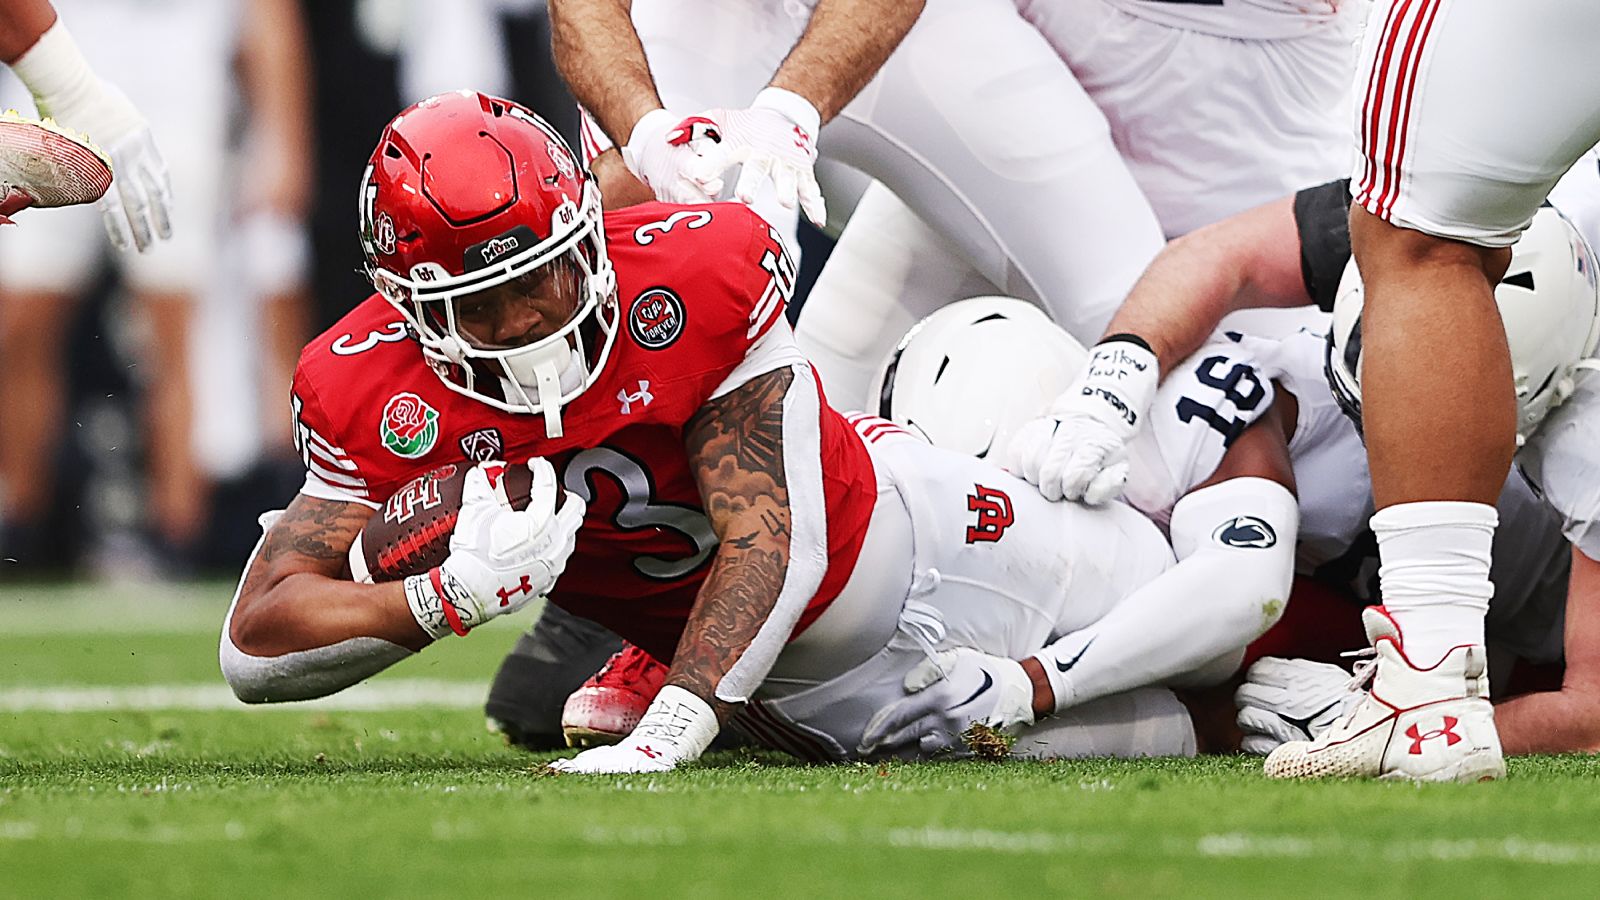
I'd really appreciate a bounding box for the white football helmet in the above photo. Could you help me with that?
[869,296,1086,458]
[1327,206,1600,444]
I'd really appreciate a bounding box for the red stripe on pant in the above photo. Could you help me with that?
[1379,0,1445,220]
[1357,0,1415,208]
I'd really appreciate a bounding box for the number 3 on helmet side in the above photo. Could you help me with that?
[561,446,718,580]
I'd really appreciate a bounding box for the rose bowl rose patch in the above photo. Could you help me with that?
[380,392,440,458]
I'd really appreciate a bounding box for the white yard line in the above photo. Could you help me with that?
[0,679,485,712]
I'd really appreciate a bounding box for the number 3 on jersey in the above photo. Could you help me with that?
[1174,355,1267,448]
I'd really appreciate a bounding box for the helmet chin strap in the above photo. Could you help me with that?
[500,340,586,438]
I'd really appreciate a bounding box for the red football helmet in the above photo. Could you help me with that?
[359,90,617,437]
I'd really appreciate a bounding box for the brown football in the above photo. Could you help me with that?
[348,461,541,583]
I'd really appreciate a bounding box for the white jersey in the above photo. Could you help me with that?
[1097,0,1351,39]
[1131,313,1577,664]
[747,422,1186,761]
[1124,314,1371,575]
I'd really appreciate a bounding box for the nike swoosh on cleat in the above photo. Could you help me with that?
[1280,700,1340,740]
[1055,638,1096,673]
[953,671,994,710]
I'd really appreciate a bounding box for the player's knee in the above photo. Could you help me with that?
[1350,207,1508,282]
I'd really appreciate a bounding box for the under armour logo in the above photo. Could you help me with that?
[619,380,654,414]
[1405,716,1463,755]
[496,575,535,606]
[637,745,660,759]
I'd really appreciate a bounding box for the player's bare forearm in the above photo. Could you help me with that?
[0,0,56,62]
[671,367,795,720]
[548,0,661,145]
[1493,689,1600,754]
[1496,548,1600,753]
[231,493,432,656]
[1102,196,1308,375]
[769,0,924,123]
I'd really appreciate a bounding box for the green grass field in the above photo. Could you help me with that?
[4,582,1600,898]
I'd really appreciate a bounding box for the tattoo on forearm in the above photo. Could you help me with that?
[260,495,369,564]
[673,367,795,705]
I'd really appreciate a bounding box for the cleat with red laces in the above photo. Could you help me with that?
[561,643,668,748]
[1264,606,1505,783]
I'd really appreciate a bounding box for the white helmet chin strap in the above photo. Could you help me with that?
[498,339,586,438]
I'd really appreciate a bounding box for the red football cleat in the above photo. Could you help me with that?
[560,643,668,748]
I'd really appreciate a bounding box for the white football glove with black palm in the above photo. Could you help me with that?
[858,648,1036,758]
[404,459,585,639]
[12,20,172,252]
[1005,336,1159,505]
[1234,656,1366,756]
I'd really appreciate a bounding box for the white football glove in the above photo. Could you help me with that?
[549,685,719,774]
[620,108,724,205]
[1005,337,1158,504]
[858,648,1036,758]
[403,459,585,639]
[11,21,172,252]
[1234,656,1365,756]
[689,88,825,228]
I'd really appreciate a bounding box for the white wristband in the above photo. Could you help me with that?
[11,20,94,113]
[632,685,720,762]
[403,572,457,640]
[752,86,821,136]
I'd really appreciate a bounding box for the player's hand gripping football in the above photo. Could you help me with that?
[857,648,1036,757]
[1234,656,1366,755]
[13,24,173,251]
[1004,337,1159,505]
[688,88,826,228]
[403,460,585,639]
[621,108,725,205]
[548,685,720,774]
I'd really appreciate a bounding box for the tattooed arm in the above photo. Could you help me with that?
[669,365,799,720]
[228,492,430,656]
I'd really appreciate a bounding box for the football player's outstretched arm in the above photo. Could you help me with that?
[670,366,797,713]
[1097,195,1310,375]
[550,363,826,773]
[225,461,581,703]
[548,0,660,148]
[229,493,427,658]
[1491,547,1600,754]
[1008,194,1310,503]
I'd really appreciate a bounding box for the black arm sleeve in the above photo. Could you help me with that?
[1294,178,1355,313]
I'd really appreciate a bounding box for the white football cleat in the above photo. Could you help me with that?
[1264,607,1505,783]
[0,110,112,224]
[560,643,667,748]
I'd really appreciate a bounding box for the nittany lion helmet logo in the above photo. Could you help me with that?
[1213,516,1277,549]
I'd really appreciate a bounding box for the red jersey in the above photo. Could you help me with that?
[292,202,877,660]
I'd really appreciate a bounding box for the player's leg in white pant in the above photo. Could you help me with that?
[821,0,1165,344]
[794,182,998,410]
[1279,0,1600,781]
[1012,687,1196,760]
[1024,0,1359,237]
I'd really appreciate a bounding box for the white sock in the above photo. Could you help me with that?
[1372,500,1497,666]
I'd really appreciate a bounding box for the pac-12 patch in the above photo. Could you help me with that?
[628,288,685,349]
